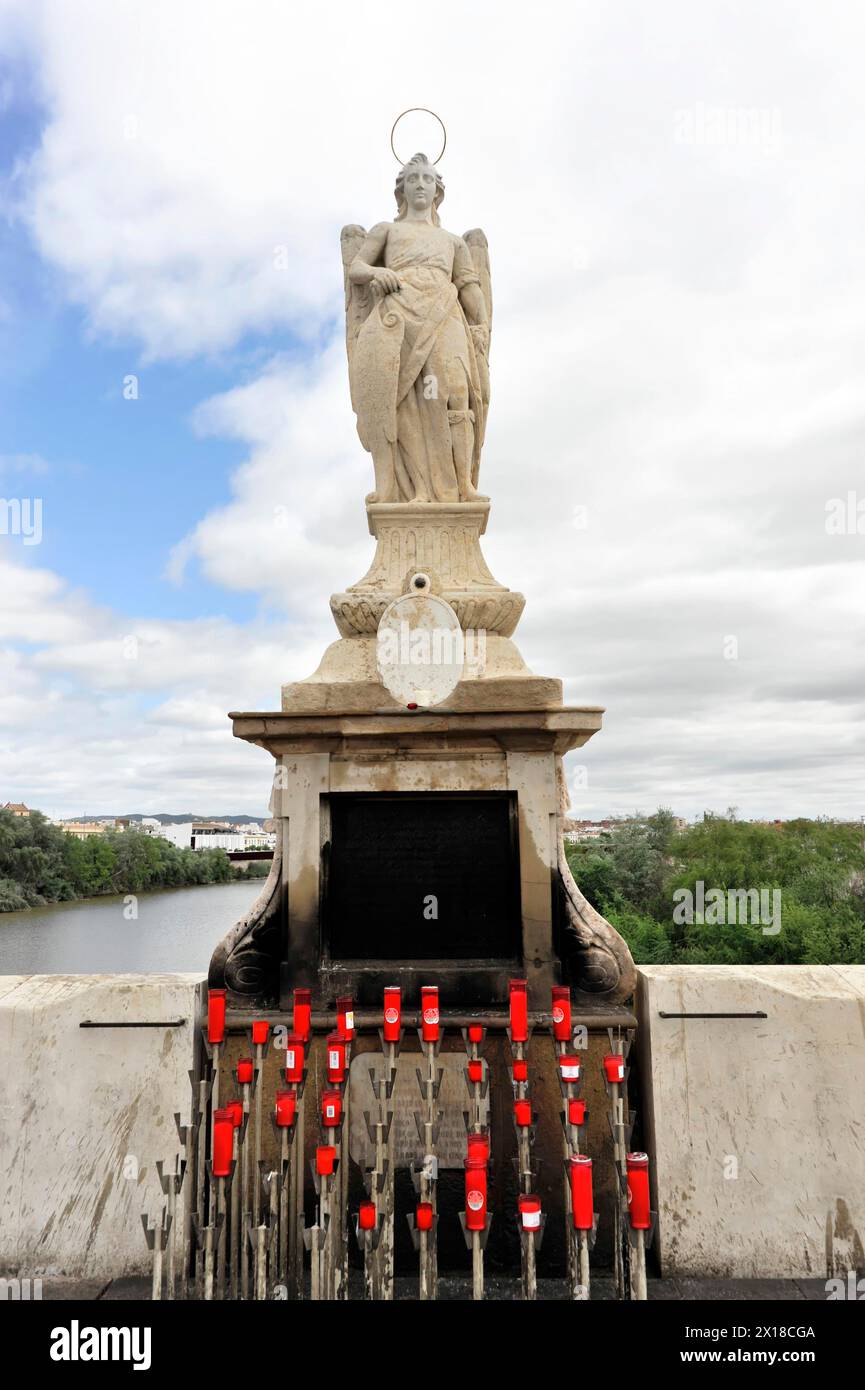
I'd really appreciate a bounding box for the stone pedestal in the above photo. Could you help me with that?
[330,501,525,637]
[210,497,636,1012]
[210,704,635,1011]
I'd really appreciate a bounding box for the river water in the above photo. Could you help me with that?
[0,880,261,974]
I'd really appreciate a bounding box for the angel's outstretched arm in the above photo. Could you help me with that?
[349,223,399,293]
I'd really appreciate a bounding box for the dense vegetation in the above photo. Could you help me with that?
[0,809,238,911]
[566,809,865,965]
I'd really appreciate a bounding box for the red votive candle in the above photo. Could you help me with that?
[509,978,529,1043]
[275,1090,297,1128]
[514,1098,533,1128]
[336,995,354,1042]
[315,1145,336,1177]
[568,1098,587,1127]
[603,1053,625,1084]
[293,988,311,1043]
[207,988,226,1045]
[321,1089,342,1128]
[326,1032,346,1085]
[518,1193,542,1231]
[551,985,572,1042]
[559,1054,581,1084]
[421,986,440,1043]
[464,1159,488,1231]
[237,1057,254,1086]
[383,986,401,1043]
[627,1152,651,1229]
[212,1108,233,1178]
[284,1036,305,1085]
[569,1155,594,1231]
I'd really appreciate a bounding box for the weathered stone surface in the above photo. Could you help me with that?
[330,501,525,640]
[348,1052,476,1169]
[0,974,201,1278]
[342,157,491,507]
[637,965,865,1279]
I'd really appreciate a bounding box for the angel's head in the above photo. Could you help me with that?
[394,153,444,225]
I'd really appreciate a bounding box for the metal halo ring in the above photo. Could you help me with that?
[390,108,447,166]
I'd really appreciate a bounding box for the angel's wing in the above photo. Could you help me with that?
[463,227,492,340]
[340,225,374,386]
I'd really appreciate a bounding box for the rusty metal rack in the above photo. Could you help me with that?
[139,986,650,1301]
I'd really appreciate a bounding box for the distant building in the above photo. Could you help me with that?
[563,819,617,843]
[157,820,275,853]
[61,821,109,840]
[3,802,32,817]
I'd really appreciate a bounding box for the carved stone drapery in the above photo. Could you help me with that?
[208,834,283,1005]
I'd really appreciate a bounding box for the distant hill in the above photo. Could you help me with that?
[67,813,266,825]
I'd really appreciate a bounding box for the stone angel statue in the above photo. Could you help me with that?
[341,152,492,505]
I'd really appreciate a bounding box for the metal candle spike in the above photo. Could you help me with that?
[415,985,442,1300]
[141,1207,172,1301]
[603,1028,633,1300]
[187,1069,212,1298]
[156,1154,186,1300]
[174,1104,195,1300]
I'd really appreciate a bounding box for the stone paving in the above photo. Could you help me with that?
[35,1274,833,1301]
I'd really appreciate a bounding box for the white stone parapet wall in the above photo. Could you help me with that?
[1,969,863,1282]
[637,965,865,1279]
[0,974,203,1280]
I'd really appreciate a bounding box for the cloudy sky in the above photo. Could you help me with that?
[0,0,862,821]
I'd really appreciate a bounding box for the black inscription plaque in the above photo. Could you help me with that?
[322,792,520,962]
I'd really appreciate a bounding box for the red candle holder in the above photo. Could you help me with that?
[284,1035,305,1085]
[603,1053,625,1084]
[251,1019,269,1047]
[466,1131,490,1165]
[207,988,226,1045]
[415,1201,434,1232]
[421,986,440,1043]
[568,1155,594,1230]
[514,1098,532,1128]
[315,1145,336,1177]
[321,1089,342,1128]
[509,978,529,1043]
[467,1023,484,1045]
[627,1152,651,1229]
[551,985,571,1042]
[568,1097,587,1127]
[468,1058,484,1085]
[358,1200,377,1231]
[212,1108,234,1178]
[237,1056,254,1086]
[383,986,401,1043]
[326,1032,347,1085]
[336,994,355,1042]
[558,1054,581,1083]
[518,1193,542,1231]
[293,988,311,1043]
[275,1090,297,1128]
[512,1058,528,1083]
[464,1159,488,1231]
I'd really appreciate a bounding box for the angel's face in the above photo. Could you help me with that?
[403,164,437,212]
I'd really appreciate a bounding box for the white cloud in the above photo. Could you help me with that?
[1,0,864,819]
